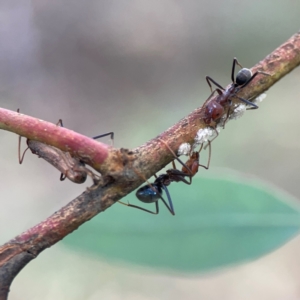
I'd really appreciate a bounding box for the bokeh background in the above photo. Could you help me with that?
[1,1,300,299]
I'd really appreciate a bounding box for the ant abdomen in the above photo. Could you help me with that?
[136,184,162,203]
[235,68,252,86]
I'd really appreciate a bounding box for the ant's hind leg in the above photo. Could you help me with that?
[18,135,29,164]
[199,141,211,170]
[161,186,175,215]
[158,138,193,175]
[240,71,270,90]
[93,132,114,146]
[203,129,218,149]
[236,96,259,110]
[17,109,29,164]
[118,200,159,215]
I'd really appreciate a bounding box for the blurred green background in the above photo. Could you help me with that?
[1,1,300,299]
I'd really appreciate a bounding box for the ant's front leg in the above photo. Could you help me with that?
[206,76,226,93]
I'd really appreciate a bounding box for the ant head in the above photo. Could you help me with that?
[235,68,252,86]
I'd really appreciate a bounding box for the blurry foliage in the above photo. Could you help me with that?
[64,174,300,272]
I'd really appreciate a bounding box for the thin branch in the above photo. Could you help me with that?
[0,31,300,300]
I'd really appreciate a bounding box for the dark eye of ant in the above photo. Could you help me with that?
[236,68,252,86]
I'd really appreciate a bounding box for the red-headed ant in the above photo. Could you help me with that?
[204,58,270,127]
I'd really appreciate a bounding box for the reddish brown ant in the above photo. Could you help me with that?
[204,58,270,127]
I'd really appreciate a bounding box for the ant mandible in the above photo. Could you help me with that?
[204,57,270,127]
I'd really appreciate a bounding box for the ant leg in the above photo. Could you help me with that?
[206,76,226,93]
[203,127,219,149]
[57,118,114,145]
[171,170,192,185]
[60,173,66,181]
[56,119,67,180]
[236,71,270,110]
[165,154,195,186]
[197,143,204,154]
[161,185,175,215]
[85,170,103,190]
[56,119,63,126]
[235,95,259,109]
[26,139,89,184]
[18,135,29,164]
[56,119,114,179]
[198,140,211,170]
[206,140,212,169]
[158,138,193,179]
[58,151,88,183]
[240,71,270,90]
[132,166,159,193]
[158,139,192,172]
[219,106,232,128]
[118,200,159,215]
[93,132,114,146]
[198,141,211,170]
[17,109,30,164]
[205,89,219,103]
[231,58,243,82]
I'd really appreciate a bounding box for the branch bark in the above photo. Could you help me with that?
[0,31,300,299]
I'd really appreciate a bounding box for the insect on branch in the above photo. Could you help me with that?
[0,31,300,299]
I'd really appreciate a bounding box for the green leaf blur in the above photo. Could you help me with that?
[63,175,300,272]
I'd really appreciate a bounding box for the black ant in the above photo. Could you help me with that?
[18,114,114,184]
[119,141,211,215]
[204,57,270,127]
